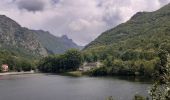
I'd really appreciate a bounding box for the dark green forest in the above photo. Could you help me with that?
[38,49,82,73]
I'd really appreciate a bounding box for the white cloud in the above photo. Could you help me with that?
[0,0,169,46]
[69,19,91,31]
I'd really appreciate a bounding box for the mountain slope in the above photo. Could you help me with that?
[34,30,82,54]
[0,15,48,57]
[0,15,81,58]
[85,3,170,51]
[82,3,170,77]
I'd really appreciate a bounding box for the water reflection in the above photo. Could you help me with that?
[0,74,151,100]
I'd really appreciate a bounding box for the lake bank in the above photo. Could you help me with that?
[0,71,35,76]
[0,70,153,83]
[40,71,152,83]
[35,70,153,83]
[61,71,83,77]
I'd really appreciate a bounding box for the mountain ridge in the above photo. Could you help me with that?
[0,15,81,58]
[34,30,82,54]
[84,3,170,51]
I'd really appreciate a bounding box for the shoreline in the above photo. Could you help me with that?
[0,71,152,83]
[0,72,35,76]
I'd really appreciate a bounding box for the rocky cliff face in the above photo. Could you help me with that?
[0,15,48,57]
[0,15,81,57]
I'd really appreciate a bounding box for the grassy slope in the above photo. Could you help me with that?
[84,4,170,53]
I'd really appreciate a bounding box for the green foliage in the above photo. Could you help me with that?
[16,59,33,71]
[89,67,108,76]
[38,49,82,73]
[0,50,34,72]
[64,49,83,70]
[106,96,114,100]
[133,95,147,100]
[89,58,158,77]
[149,50,170,100]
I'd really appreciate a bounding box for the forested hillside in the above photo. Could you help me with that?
[83,3,170,77]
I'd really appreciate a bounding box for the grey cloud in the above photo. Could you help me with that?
[159,0,170,7]
[52,0,60,4]
[0,0,170,46]
[17,0,45,12]
[102,8,122,27]
[96,0,132,28]
[159,0,170,4]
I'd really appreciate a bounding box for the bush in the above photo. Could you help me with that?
[89,67,108,76]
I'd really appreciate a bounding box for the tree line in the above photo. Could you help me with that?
[82,48,169,77]
[38,49,82,73]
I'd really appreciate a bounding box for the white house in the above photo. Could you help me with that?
[79,62,102,72]
[1,64,8,72]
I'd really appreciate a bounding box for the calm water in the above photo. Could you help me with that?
[0,74,151,100]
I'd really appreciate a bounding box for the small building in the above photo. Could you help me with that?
[1,64,8,72]
[79,62,102,72]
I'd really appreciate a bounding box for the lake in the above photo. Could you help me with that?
[0,74,151,100]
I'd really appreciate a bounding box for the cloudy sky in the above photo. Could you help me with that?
[0,0,170,46]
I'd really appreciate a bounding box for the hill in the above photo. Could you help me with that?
[84,3,170,53]
[83,3,170,76]
[34,30,82,54]
[0,15,81,58]
[0,15,47,58]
